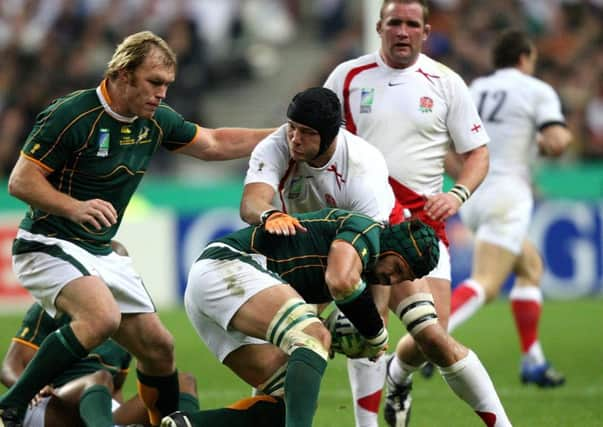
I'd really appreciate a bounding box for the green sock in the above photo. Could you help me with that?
[187,397,285,427]
[179,392,200,413]
[284,348,327,427]
[78,384,113,427]
[0,324,87,417]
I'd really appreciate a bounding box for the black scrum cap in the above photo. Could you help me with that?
[287,87,342,157]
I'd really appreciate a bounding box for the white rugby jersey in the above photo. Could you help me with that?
[470,68,566,181]
[244,124,395,223]
[324,52,489,197]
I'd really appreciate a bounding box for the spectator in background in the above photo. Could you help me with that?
[583,73,603,158]
[0,1,601,177]
[447,29,571,388]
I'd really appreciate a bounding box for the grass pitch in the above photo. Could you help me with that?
[1,298,601,426]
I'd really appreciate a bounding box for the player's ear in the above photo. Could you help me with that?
[376,20,382,35]
[423,24,431,41]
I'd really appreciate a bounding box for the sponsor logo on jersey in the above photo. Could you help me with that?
[97,128,110,157]
[119,126,136,145]
[360,88,375,113]
[419,96,434,113]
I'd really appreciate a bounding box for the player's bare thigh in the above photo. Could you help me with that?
[54,276,121,349]
[513,240,543,286]
[229,284,307,338]
[472,239,518,301]
[225,284,321,387]
[389,276,450,327]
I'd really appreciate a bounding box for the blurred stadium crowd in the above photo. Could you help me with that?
[0,0,601,178]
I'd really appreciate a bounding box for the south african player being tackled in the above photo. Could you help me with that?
[161,208,439,427]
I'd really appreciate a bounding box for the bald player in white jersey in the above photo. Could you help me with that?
[325,1,511,427]
[241,87,405,427]
[447,29,571,388]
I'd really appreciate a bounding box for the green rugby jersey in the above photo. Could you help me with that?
[13,304,132,388]
[203,208,382,303]
[18,81,197,254]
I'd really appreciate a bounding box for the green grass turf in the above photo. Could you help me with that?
[1,298,601,426]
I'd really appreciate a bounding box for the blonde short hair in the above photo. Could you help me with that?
[105,31,177,80]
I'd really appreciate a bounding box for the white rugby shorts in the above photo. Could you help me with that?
[426,240,451,281]
[460,174,533,254]
[12,230,155,317]
[184,244,284,362]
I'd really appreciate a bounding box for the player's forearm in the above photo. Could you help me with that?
[8,157,80,219]
[240,183,279,225]
[240,200,275,225]
[456,144,489,193]
[539,125,572,157]
[204,127,276,160]
[217,127,275,159]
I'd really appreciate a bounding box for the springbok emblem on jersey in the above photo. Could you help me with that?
[135,126,151,144]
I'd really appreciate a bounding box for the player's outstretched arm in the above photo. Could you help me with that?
[178,126,276,161]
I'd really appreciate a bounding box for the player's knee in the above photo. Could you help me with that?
[326,276,362,301]
[76,313,121,347]
[266,298,330,361]
[394,292,439,336]
[87,370,115,391]
[516,243,544,284]
[138,328,175,369]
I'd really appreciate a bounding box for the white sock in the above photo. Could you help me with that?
[388,354,420,385]
[347,357,387,427]
[439,350,512,427]
[522,341,546,367]
[448,279,486,332]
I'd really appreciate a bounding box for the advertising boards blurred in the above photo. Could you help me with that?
[1,191,601,312]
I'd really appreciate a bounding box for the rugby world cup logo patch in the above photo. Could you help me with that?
[97,128,110,157]
[360,88,375,113]
[419,96,434,113]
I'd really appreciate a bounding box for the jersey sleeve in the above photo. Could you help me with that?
[535,82,565,128]
[13,304,60,348]
[244,125,290,191]
[21,101,82,172]
[154,104,198,151]
[323,64,344,98]
[446,72,490,154]
[334,212,382,269]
